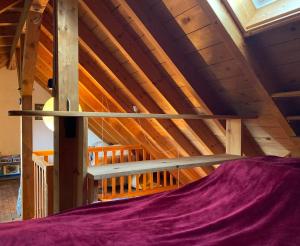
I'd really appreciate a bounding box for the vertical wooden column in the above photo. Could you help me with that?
[21,95,34,219]
[226,119,242,155]
[53,0,87,212]
[21,8,44,220]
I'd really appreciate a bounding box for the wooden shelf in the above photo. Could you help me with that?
[8,110,256,120]
[287,116,300,121]
[272,91,300,98]
[87,154,244,180]
[0,162,20,167]
[0,173,20,181]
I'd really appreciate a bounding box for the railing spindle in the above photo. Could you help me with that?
[128,149,132,193]
[111,151,116,196]
[164,171,167,187]
[95,151,99,166]
[120,149,124,195]
[103,151,108,197]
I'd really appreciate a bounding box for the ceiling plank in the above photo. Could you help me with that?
[0,12,20,23]
[200,0,296,145]
[0,26,16,37]
[0,0,22,15]
[120,0,264,157]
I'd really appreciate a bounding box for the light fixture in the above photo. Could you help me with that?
[42,97,82,132]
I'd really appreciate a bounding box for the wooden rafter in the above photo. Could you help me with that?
[117,0,263,157]
[0,0,22,15]
[82,0,226,156]
[40,11,210,180]
[38,23,204,184]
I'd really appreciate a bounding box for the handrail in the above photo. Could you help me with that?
[33,145,143,159]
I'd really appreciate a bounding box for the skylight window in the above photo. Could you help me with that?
[252,0,278,9]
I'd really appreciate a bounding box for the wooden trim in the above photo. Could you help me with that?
[9,110,255,119]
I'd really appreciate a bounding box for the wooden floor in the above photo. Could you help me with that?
[0,179,20,223]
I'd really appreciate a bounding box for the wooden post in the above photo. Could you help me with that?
[20,3,45,219]
[21,95,34,219]
[226,119,242,155]
[53,0,87,212]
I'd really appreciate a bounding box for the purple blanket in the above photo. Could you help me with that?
[1,157,300,245]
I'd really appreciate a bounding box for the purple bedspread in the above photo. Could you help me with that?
[1,157,300,245]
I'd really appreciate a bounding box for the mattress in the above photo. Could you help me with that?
[0,156,299,245]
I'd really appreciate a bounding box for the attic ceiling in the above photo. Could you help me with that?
[0,0,299,181]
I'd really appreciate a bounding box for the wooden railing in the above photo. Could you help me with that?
[32,154,53,218]
[33,145,178,216]
[88,145,178,200]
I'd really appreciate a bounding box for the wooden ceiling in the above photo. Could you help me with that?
[1,0,300,182]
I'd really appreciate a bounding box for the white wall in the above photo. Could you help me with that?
[0,68,20,155]
[0,68,107,156]
[32,82,54,151]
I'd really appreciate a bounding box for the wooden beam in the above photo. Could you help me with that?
[21,95,34,219]
[9,110,254,120]
[8,0,32,69]
[82,0,227,156]
[122,0,263,157]
[21,11,43,94]
[226,119,242,155]
[41,9,208,174]
[53,0,87,213]
[8,0,49,69]
[88,154,243,180]
[19,1,44,220]
[0,0,22,15]
[40,8,207,182]
[272,91,300,98]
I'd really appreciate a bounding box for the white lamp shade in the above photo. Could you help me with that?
[42,97,82,132]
